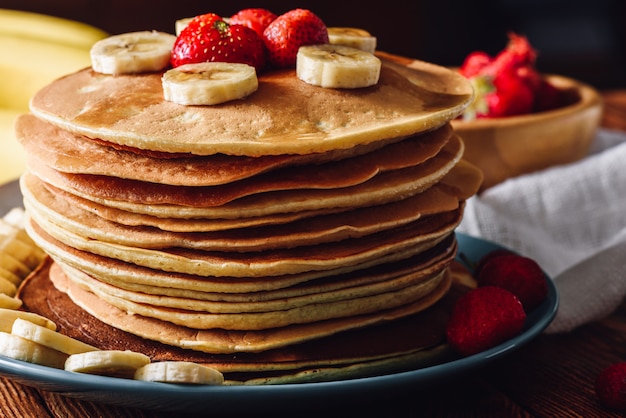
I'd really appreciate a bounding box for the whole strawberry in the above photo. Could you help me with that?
[230,8,277,38]
[595,362,626,411]
[263,8,329,68]
[446,286,526,357]
[171,14,266,72]
[486,70,535,117]
[477,253,548,311]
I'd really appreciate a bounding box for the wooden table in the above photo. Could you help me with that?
[1,91,626,418]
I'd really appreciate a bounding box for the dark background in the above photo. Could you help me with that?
[2,0,625,89]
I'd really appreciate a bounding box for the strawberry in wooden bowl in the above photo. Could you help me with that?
[451,33,603,192]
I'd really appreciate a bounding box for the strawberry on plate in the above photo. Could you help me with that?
[229,8,277,38]
[171,13,266,72]
[446,286,526,357]
[263,8,329,68]
[476,252,548,312]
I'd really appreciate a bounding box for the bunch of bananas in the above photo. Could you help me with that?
[0,9,108,184]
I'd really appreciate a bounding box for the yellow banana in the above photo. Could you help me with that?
[162,62,259,105]
[0,276,16,297]
[0,331,68,368]
[65,350,151,378]
[296,44,381,89]
[11,318,98,355]
[0,9,107,50]
[0,294,22,310]
[0,307,56,333]
[134,361,224,385]
[328,27,377,54]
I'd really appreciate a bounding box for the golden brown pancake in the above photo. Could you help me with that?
[22,170,471,251]
[16,114,454,186]
[16,48,482,384]
[27,220,457,296]
[45,259,452,353]
[25,133,465,217]
[26,206,461,277]
[29,58,473,156]
[19,258,471,384]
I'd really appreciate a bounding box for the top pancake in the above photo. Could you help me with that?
[28,57,473,156]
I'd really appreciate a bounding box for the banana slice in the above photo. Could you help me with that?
[11,318,98,355]
[134,361,224,385]
[0,276,16,297]
[296,44,381,89]
[175,17,194,36]
[90,31,176,75]
[0,332,68,368]
[65,350,151,378]
[328,27,377,54]
[0,307,56,333]
[162,62,259,105]
[0,266,21,286]
[0,294,22,310]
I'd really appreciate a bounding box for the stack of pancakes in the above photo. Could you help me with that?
[16,53,482,384]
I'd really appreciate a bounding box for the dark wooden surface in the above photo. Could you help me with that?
[1,94,626,417]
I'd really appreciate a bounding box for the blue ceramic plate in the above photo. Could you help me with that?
[0,180,558,414]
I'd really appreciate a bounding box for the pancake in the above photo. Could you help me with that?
[22,170,472,251]
[27,220,458,296]
[44,259,452,353]
[19,258,471,384]
[25,133,465,218]
[26,205,461,277]
[29,58,473,156]
[59,261,447,330]
[16,114,453,186]
[16,41,482,384]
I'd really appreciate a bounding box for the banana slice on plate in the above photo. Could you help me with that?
[11,318,98,355]
[0,332,68,368]
[90,31,176,75]
[0,276,16,297]
[0,307,56,333]
[328,27,377,54]
[0,294,22,310]
[65,350,151,378]
[162,62,259,105]
[134,361,224,385]
[296,44,381,89]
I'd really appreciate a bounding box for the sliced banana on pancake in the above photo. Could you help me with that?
[0,307,56,333]
[134,361,224,385]
[175,17,194,35]
[90,31,176,75]
[297,44,381,88]
[162,62,259,105]
[0,294,21,310]
[11,318,98,355]
[0,332,68,368]
[64,350,151,378]
[328,27,377,53]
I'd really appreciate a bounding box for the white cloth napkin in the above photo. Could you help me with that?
[457,128,626,333]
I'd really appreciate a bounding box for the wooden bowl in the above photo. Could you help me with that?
[451,74,603,192]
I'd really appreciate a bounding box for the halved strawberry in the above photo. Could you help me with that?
[446,286,526,356]
[262,8,329,68]
[171,14,266,72]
